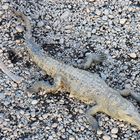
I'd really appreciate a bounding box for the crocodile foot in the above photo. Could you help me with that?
[27,75,62,94]
[85,105,101,131]
[83,52,107,69]
[85,114,99,131]
[120,89,140,103]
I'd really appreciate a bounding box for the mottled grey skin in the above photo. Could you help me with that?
[11,8,140,130]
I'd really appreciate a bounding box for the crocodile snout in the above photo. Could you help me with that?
[116,100,140,129]
[105,92,140,130]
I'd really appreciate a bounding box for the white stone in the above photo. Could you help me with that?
[79,109,84,114]
[61,11,70,19]
[95,10,101,16]
[128,53,137,59]
[45,25,51,30]
[131,127,137,131]
[31,111,36,117]
[16,40,21,44]
[104,9,109,15]
[0,93,5,99]
[102,16,108,21]
[2,3,9,10]
[64,25,73,30]
[111,134,118,138]
[119,123,125,127]
[11,82,18,88]
[20,110,24,115]
[97,130,103,135]
[0,11,4,16]
[0,49,3,53]
[80,126,85,131]
[103,135,111,140]
[69,136,75,140]
[88,0,96,2]
[108,15,114,19]
[92,29,96,33]
[52,123,58,128]
[42,113,48,119]
[58,117,62,121]
[31,100,38,105]
[120,18,127,24]
[37,21,44,27]
[87,32,91,38]
[48,136,53,140]
[111,127,119,134]
[104,117,109,121]
[15,25,24,33]
[4,92,11,96]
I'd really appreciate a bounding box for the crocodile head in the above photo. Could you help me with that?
[115,99,140,129]
[106,93,140,130]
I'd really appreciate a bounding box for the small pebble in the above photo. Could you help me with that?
[111,127,119,134]
[0,11,4,16]
[37,21,44,27]
[128,53,137,59]
[0,49,3,53]
[131,127,137,131]
[111,134,118,138]
[119,123,125,127]
[20,110,24,115]
[102,16,108,21]
[0,113,4,118]
[15,40,22,44]
[46,25,51,30]
[2,3,9,10]
[58,117,62,121]
[103,135,111,140]
[48,136,53,140]
[69,136,75,140]
[61,11,70,19]
[52,123,58,128]
[95,9,101,16]
[92,29,96,33]
[42,114,48,119]
[0,93,5,99]
[31,100,38,105]
[97,130,103,135]
[87,32,91,38]
[120,18,127,24]
[15,25,24,33]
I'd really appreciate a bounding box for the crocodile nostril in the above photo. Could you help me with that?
[126,114,132,117]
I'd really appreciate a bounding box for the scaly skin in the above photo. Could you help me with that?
[11,8,140,130]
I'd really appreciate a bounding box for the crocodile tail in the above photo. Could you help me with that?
[10,7,32,38]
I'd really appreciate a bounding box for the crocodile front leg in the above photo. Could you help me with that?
[119,89,140,103]
[82,52,107,69]
[85,104,101,131]
[27,75,62,94]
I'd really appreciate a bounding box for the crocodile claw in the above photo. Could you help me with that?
[83,52,107,69]
[85,114,99,132]
[131,92,140,103]
[95,52,107,63]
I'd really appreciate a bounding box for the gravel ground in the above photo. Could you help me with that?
[0,0,140,139]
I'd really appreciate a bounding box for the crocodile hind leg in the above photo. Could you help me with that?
[119,89,140,103]
[85,105,101,131]
[27,75,62,94]
[82,52,107,69]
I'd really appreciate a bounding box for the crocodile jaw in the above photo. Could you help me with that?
[118,106,140,129]
[110,100,140,129]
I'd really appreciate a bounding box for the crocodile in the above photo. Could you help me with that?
[11,8,140,130]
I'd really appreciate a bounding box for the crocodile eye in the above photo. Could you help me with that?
[126,113,132,117]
